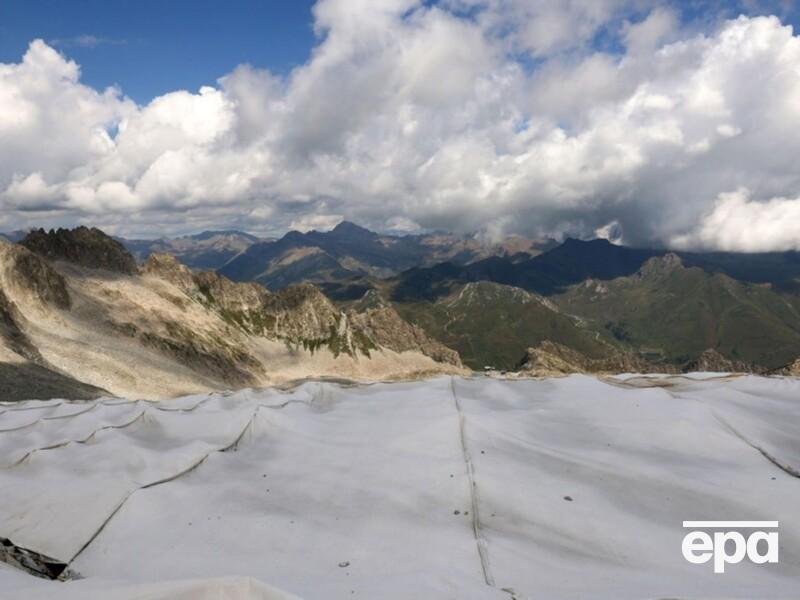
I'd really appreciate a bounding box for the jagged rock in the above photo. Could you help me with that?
[0,228,463,400]
[143,261,459,364]
[141,253,196,289]
[682,348,761,373]
[20,227,137,274]
[194,271,271,314]
[515,340,670,376]
[147,261,341,344]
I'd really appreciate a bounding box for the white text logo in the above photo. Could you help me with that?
[682,521,779,573]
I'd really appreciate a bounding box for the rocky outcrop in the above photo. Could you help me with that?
[0,242,71,309]
[516,342,768,376]
[21,227,138,274]
[143,253,268,312]
[636,253,684,279]
[0,288,42,363]
[348,305,462,366]
[141,252,196,289]
[681,349,761,373]
[138,319,263,387]
[141,254,459,364]
[0,242,110,399]
[771,358,800,376]
[0,228,465,400]
[515,340,672,376]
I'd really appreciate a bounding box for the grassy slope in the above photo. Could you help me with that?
[394,281,611,370]
[555,263,800,368]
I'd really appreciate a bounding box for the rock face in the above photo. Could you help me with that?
[515,340,671,376]
[0,241,111,399]
[516,342,762,376]
[348,304,462,366]
[681,348,761,373]
[142,253,461,366]
[0,242,71,363]
[0,237,462,400]
[21,227,138,274]
[0,242,71,309]
[636,252,684,278]
[141,252,196,289]
[772,358,800,376]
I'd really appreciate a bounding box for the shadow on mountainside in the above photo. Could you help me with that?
[0,362,108,402]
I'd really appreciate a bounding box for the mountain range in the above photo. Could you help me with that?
[0,227,462,401]
[119,230,269,270]
[1,222,799,401]
[215,221,554,290]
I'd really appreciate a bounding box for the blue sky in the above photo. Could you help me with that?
[0,0,317,103]
[2,0,797,103]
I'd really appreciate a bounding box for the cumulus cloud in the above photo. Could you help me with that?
[1,2,800,250]
[671,189,800,251]
[622,7,678,54]
[289,214,343,233]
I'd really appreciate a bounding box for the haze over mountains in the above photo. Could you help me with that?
[1,222,800,401]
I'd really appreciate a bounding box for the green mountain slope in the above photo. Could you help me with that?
[394,281,611,370]
[554,254,800,368]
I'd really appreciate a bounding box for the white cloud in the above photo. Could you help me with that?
[623,7,679,54]
[1,5,800,251]
[384,216,422,233]
[289,214,343,233]
[671,189,800,251]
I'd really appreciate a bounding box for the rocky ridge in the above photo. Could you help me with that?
[515,341,780,377]
[681,348,764,374]
[143,253,460,365]
[515,340,674,376]
[21,227,138,274]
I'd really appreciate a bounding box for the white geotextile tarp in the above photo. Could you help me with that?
[0,375,798,599]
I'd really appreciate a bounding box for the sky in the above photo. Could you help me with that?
[2,0,800,250]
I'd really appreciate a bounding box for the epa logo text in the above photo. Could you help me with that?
[682,521,779,573]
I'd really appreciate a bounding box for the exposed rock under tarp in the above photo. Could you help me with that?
[515,340,674,376]
[771,357,800,376]
[0,537,75,581]
[681,348,764,374]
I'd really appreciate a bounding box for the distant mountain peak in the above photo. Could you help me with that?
[186,230,259,242]
[330,221,376,237]
[637,253,683,278]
